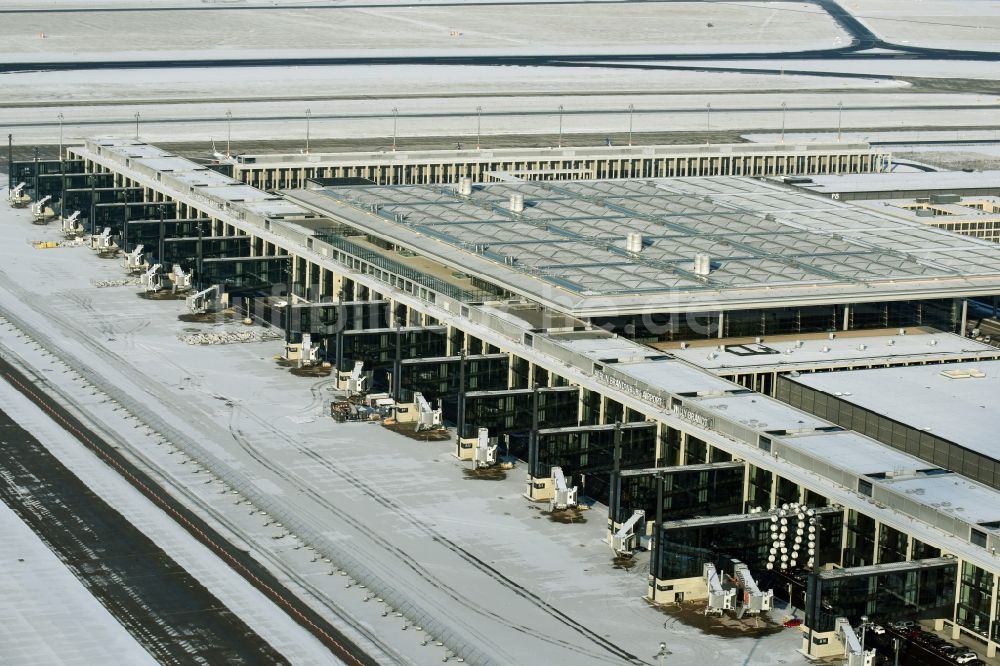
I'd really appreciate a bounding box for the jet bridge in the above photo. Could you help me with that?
[549,466,578,511]
[835,617,876,666]
[732,561,774,618]
[703,563,735,616]
[611,509,646,556]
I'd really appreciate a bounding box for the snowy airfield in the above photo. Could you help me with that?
[2,0,1000,146]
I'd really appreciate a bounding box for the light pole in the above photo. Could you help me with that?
[476,105,482,150]
[392,107,398,152]
[859,615,869,653]
[134,111,140,140]
[706,102,711,132]
[305,108,311,154]
[557,104,564,148]
[627,104,634,146]
[657,641,668,666]
[225,110,232,156]
[780,101,787,143]
[57,112,64,158]
[837,101,844,142]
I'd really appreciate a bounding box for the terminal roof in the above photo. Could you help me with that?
[789,360,1000,458]
[666,328,1000,372]
[286,177,1000,317]
[785,170,1000,195]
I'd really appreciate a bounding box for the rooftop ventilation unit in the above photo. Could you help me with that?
[626,232,643,253]
[458,177,472,196]
[693,253,712,276]
[509,192,524,213]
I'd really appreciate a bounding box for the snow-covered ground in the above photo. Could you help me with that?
[0,190,808,664]
[842,0,1000,52]
[0,500,158,666]
[8,84,1000,146]
[0,2,845,60]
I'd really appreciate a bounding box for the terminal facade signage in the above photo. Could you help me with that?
[593,369,666,410]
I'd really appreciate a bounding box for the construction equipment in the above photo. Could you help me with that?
[835,617,876,666]
[549,466,578,511]
[123,244,146,273]
[170,264,192,293]
[61,211,83,237]
[8,182,30,208]
[732,561,774,618]
[472,427,497,469]
[30,195,55,224]
[186,284,222,315]
[704,563,736,615]
[413,392,443,432]
[611,509,646,556]
[141,263,163,292]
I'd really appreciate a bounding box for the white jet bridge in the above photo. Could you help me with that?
[123,244,146,273]
[472,428,497,469]
[61,211,83,237]
[31,195,54,223]
[732,561,774,618]
[835,617,876,666]
[171,264,192,293]
[186,284,221,315]
[413,392,443,432]
[142,264,163,292]
[8,182,30,208]
[611,509,646,556]
[347,361,367,395]
[549,466,578,511]
[703,563,736,615]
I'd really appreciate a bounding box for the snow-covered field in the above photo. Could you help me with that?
[0,500,158,666]
[0,2,845,60]
[842,0,1000,51]
[0,191,808,665]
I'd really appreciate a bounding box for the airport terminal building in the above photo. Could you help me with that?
[38,138,1000,658]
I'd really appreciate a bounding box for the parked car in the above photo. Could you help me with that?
[870,624,886,635]
[938,645,959,657]
[891,620,916,630]
[953,652,979,664]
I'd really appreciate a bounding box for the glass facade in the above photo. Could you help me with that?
[162,236,251,269]
[957,562,994,638]
[878,524,909,564]
[342,328,449,368]
[590,300,959,342]
[747,465,773,511]
[614,464,745,523]
[461,387,579,446]
[290,301,390,336]
[654,509,843,583]
[399,353,509,409]
[201,256,289,293]
[775,476,801,507]
[535,422,656,504]
[125,219,210,252]
[844,510,877,568]
[805,559,958,633]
